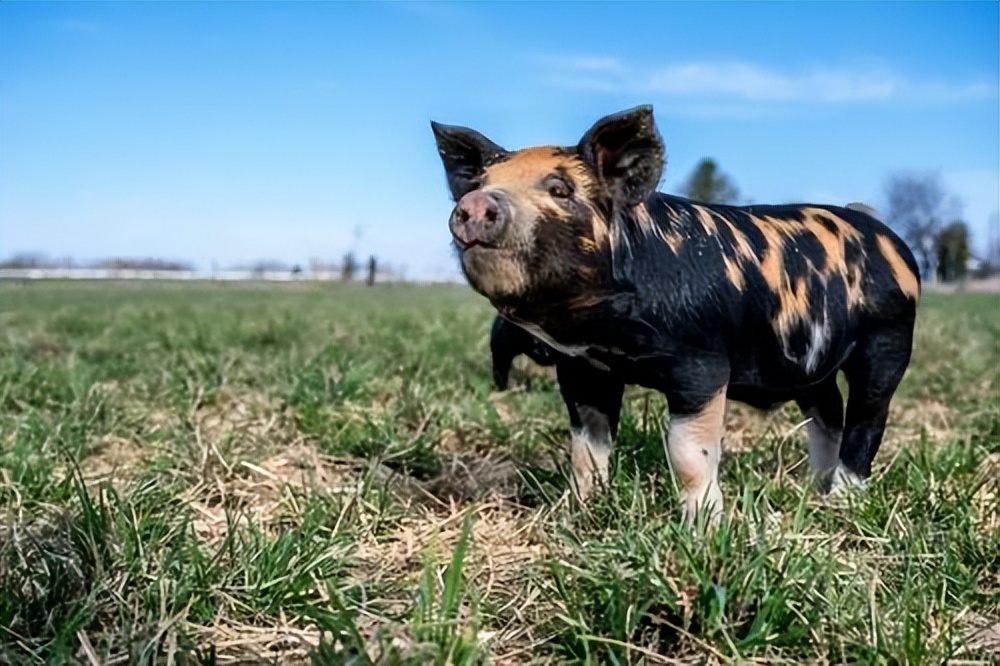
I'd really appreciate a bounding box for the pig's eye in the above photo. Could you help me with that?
[546,178,573,199]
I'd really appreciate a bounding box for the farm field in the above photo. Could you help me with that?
[0,281,997,665]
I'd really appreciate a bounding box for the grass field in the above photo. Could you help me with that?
[0,281,997,665]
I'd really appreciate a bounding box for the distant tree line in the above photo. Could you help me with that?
[882,172,983,283]
[0,254,193,271]
[0,253,402,284]
[99,258,194,271]
[676,158,995,283]
[214,253,396,284]
[0,253,66,269]
[6,165,994,286]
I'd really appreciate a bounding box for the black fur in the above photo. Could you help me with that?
[440,107,921,492]
[577,105,664,206]
[430,122,508,201]
[489,316,558,390]
[503,193,919,457]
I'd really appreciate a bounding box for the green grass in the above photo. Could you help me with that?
[0,281,997,665]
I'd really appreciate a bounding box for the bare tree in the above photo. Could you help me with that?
[884,172,962,282]
[341,252,357,282]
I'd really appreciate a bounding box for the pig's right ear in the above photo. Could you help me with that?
[577,105,664,207]
[431,122,507,201]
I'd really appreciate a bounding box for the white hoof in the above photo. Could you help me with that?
[828,463,868,497]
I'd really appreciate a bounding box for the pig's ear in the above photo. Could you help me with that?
[577,105,664,206]
[431,122,508,201]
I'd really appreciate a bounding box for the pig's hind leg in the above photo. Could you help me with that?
[556,358,624,501]
[795,377,845,490]
[833,328,914,493]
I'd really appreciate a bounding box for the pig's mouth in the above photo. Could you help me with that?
[453,237,498,251]
[453,237,514,255]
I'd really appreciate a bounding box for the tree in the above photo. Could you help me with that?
[341,252,357,282]
[681,158,740,205]
[0,253,48,269]
[883,173,961,282]
[984,213,1000,277]
[936,221,970,283]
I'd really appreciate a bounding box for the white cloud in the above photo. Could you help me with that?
[543,56,997,105]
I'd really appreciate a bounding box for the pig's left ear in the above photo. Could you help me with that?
[431,122,508,201]
[577,105,664,206]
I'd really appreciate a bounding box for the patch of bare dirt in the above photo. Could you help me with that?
[973,452,999,535]
[353,500,545,584]
[487,392,518,426]
[955,609,1000,660]
[187,493,557,664]
[80,436,150,486]
[721,396,964,458]
[181,435,527,543]
[184,442,362,541]
[75,386,292,489]
[187,622,320,665]
[350,498,555,659]
[723,402,796,452]
[182,472,555,662]
[421,454,522,502]
[194,387,287,446]
[882,398,959,450]
[27,333,64,359]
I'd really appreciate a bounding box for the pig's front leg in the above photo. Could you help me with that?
[663,358,730,524]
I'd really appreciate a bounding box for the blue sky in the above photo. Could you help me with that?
[2,1,997,278]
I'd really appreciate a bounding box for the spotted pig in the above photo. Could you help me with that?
[432,106,920,522]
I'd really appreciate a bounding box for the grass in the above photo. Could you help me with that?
[0,280,996,665]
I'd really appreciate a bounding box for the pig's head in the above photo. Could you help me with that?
[431,106,664,307]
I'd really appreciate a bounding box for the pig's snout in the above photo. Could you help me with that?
[450,191,507,248]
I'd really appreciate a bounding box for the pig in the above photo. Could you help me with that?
[432,106,920,522]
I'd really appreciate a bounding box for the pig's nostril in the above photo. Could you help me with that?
[453,192,505,245]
